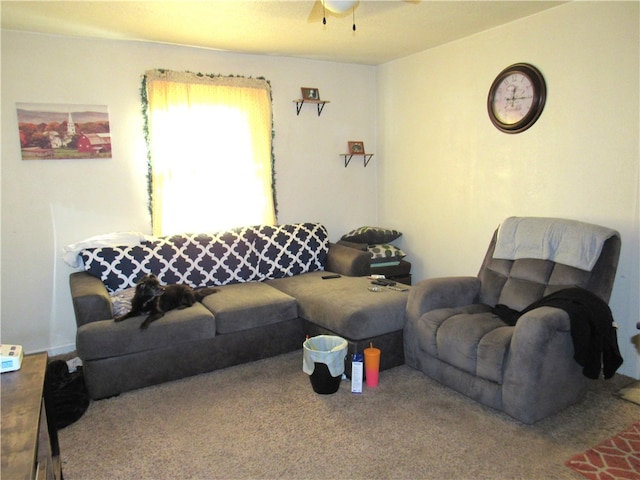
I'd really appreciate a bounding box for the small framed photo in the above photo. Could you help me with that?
[348,141,365,155]
[301,87,320,101]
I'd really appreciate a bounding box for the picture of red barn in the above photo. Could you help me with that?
[17,103,111,160]
[77,133,111,154]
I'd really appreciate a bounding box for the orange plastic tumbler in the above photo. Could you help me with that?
[364,344,381,387]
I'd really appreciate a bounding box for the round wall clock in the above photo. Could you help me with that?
[487,63,546,134]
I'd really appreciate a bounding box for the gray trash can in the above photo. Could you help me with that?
[303,335,348,394]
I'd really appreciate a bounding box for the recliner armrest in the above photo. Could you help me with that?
[501,306,583,424]
[406,276,480,323]
[508,306,572,369]
[324,242,370,277]
[69,271,113,327]
[508,306,572,370]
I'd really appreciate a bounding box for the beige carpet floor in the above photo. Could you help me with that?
[58,351,639,480]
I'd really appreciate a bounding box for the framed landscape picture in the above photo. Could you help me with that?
[17,103,111,160]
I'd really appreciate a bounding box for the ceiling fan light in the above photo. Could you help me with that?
[323,0,358,14]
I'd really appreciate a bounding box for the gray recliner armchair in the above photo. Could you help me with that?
[404,217,621,424]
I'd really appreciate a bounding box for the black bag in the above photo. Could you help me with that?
[45,360,90,429]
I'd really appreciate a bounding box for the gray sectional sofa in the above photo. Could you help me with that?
[69,223,410,399]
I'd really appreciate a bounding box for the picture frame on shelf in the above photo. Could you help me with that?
[348,141,365,155]
[301,87,320,101]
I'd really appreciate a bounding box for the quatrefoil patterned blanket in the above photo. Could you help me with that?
[80,223,329,293]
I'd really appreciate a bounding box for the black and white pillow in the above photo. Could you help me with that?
[255,223,329,279]
[341,226,402,244]
[368,243,407,263]
[170,228,261,286]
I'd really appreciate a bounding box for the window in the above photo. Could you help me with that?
[142,70,276,236]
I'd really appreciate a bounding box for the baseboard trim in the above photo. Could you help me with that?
[47,343,77,358]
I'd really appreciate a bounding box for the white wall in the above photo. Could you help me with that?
[377,2,640,378]
[3,2,639,380]
[1,31,377,354]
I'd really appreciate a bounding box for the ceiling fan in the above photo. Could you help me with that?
[307,1,360,28]
[307,1,419,30]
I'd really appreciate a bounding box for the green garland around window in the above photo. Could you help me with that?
[140,69,278,230]
[140,74,153,225]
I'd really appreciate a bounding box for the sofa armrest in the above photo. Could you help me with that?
[69,271,113,327]
[324,242,371,277]
[406,276,480,323]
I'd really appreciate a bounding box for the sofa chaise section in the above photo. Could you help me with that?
[267,271,409,374]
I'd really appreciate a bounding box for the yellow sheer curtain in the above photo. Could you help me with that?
[144,70,275,236]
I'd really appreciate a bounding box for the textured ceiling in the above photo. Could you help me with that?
[1,1,565,65]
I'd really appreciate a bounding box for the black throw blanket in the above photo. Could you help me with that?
[492,288,623,379]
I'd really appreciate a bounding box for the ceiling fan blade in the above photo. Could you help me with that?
[307,0,325,23]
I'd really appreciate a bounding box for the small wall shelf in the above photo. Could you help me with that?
[340,153,374,167]
[293,99,330,116]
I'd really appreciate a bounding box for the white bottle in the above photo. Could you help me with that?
[351,353,363,393]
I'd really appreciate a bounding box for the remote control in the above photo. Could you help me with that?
[388,285,409,292]
[322,274,341,279]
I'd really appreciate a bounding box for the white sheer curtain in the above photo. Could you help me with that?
[144,70,276,236]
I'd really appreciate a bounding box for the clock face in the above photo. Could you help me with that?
[491,73,534,125]
[487,63,546,134]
